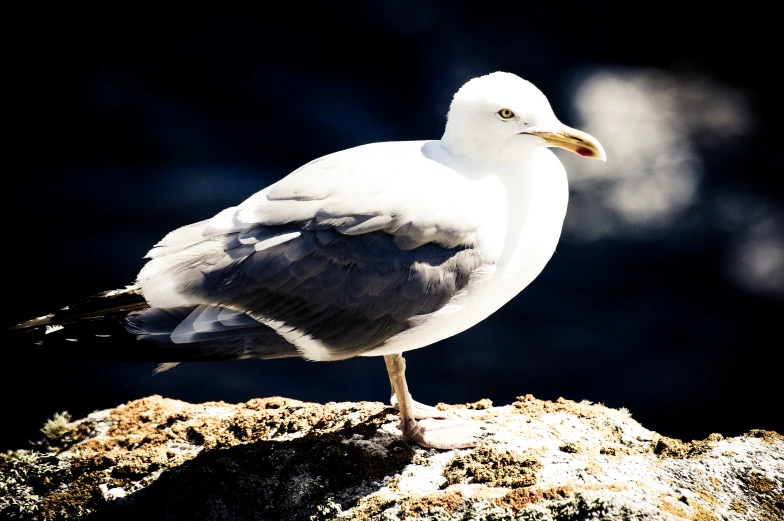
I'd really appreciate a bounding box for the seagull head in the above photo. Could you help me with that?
[442,72,606,163]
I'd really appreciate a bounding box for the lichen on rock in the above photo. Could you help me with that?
[443,444,542,488]
[1,394,781,520]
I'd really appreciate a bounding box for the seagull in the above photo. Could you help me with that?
[11,72,605,449]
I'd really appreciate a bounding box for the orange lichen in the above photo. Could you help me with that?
[492,485,574,512]
[399,489,466,517]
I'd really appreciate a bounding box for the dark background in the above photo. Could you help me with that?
[2,2,781,451]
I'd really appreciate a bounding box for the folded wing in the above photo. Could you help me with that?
[136,141,492,360]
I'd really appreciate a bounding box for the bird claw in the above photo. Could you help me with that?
[401,418,481,449]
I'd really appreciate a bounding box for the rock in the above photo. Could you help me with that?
[1,394,781,520]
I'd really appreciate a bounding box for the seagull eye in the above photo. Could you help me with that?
[498,108,515,119]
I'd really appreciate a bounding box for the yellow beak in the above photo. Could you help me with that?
[528,125,606,161]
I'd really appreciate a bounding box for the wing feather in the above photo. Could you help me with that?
[136,141,493,359]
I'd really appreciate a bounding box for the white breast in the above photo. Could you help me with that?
[364,148,569,356]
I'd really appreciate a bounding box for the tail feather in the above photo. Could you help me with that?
[5,285,301,365]
[153,362,181,374]
[10,284,147,331]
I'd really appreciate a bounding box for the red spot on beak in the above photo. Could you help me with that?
[577,146,593,157]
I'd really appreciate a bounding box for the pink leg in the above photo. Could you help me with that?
[389,383,453,420]
[384,353,479,449]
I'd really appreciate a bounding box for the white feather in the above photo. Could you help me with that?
[45,324,64,335]
[133,72,586,358]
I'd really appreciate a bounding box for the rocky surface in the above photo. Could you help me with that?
[1,394,782,520]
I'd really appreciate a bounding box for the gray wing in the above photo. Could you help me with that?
[135,142,491,360]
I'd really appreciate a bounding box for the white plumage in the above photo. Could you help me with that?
[18,72,606,449]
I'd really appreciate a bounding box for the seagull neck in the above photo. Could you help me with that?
[440,130,542,165]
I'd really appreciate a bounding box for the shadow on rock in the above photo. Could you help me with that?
[86,413,413,521]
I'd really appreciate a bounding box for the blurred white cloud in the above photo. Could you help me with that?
[560,68,783,297]
[560,69,752,239]
[716,190,784,297]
